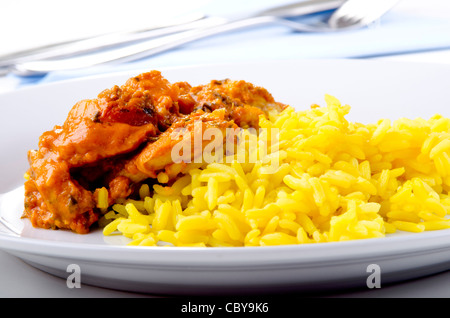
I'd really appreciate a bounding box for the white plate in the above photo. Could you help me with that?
[1,59,450,295]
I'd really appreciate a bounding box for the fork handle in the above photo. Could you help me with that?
[0,13,209,68]
[13,16,287,76]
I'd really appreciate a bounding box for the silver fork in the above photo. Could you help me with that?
[11,0,400,76]
[1,0,345,74]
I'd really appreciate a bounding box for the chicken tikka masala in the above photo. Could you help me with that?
[23,71,285,233]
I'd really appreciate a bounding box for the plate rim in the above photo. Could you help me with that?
[5,58,450,98]
[1,226,450,268]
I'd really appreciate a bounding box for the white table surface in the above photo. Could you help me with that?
[1,0,450,298]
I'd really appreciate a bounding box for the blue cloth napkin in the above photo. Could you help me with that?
[7,0,450,87]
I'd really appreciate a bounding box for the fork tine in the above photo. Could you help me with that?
[328,0,400,29]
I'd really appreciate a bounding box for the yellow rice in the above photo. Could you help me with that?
[100,94,450,247]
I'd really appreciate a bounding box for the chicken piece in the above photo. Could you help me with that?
[24,71,183,233]
[189,79,285,128]
[114,108,237,184]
